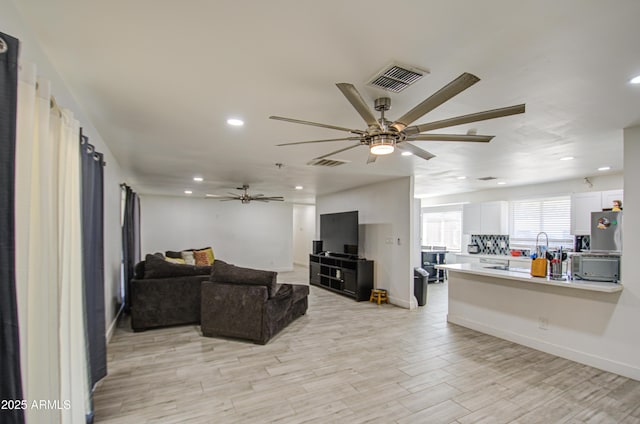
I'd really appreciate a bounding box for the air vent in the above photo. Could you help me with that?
[477,176,497,181]
[368,63,429,93]
[307,158,349,167]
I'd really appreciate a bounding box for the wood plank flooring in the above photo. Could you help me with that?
[94,268,640,423]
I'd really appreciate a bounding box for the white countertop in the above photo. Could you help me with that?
[455,253,531,261]
[436,263,623,293]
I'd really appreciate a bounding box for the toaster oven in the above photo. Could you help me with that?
[571,254,620,283]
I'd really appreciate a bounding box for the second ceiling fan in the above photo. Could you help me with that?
[270,72,525,163]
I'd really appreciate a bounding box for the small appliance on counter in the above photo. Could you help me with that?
[467,243,480,254]
[574,235,590,252]
[571,253,620,283]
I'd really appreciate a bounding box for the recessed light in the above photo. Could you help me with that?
[401,151,413,156]
[193,176,203,182]
[227,118,244,126]
[560,156,574,161]
[598,166,611,171]
[184,190,193,194]
[295,185,303,190]
[497,181,507,185]
[630,75,640,84]
[457,176,467,180]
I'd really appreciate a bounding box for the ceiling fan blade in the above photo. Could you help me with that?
[396,143,436,161]
[314,143,362,160]
[335,83,381,129]
[205,195,234,199]
[391,72,480,132]
[404,104,526,135]
[408,134,494,142]
[258,197,284,202]
[269,116,365,134]
[277,137,362,146]
[366,153,377,164]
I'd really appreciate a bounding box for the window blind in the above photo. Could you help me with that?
[509,196,572,250]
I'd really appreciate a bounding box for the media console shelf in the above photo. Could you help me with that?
[309,254,374,301]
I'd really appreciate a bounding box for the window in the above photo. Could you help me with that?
[509,196,572,250]
[421,206,462,251]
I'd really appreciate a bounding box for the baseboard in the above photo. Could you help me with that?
[106,304,124,344]
[388,294,412,309]
[447,314,640,381]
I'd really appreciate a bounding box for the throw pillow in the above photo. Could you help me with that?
[193,250,211,266]
[143,254,211,279]
[196,247,215,264]
[181,250,196,265]
[165,250,183,259]
[210,261,278,298]
[165,257,186,264]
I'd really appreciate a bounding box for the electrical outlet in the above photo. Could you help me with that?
[500,241,506,248]
[538,317,548,330]
[486,241,493,247]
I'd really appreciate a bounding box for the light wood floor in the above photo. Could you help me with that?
[94,268,640,423]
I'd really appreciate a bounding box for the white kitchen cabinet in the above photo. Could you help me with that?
[601,190,624,210]
[571,190,624,235]
[463,201,508,235]
[462,203,482,234]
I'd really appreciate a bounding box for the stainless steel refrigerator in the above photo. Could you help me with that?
[590,211,622,252]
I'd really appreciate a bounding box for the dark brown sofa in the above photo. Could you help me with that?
[201,261,309,344]
[130,254,212,331]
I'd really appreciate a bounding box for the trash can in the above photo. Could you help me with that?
[414,267,429,306]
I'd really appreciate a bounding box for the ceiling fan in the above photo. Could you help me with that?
[270,72,525,163]
[205,184,284,204]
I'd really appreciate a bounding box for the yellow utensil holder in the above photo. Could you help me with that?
[530,257,547,277]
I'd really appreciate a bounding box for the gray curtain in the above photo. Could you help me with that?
[122,185,140,312]
[80,132,106,423]
[0,31,25,424]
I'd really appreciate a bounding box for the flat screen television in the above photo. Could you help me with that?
[320,210,358,255]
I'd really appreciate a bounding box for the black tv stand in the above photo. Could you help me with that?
[309,254,373,301]
[324,252,360,260]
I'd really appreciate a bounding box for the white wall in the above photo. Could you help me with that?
[1,0,126,337]
[292,204,315,266]
[316,177,417,309]
[141,195,294,271]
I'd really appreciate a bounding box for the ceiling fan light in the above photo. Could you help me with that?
[370,135,395,155]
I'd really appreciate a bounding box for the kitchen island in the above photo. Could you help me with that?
[435,263,633,379]
[438,263,622,293]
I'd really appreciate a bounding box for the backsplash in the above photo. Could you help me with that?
[471,234,510,255]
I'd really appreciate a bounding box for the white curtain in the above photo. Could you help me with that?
[15,62,90,424]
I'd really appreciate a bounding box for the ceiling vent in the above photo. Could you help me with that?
[307,158,349,167]
[368,62,429,93]
[477,176,497,181]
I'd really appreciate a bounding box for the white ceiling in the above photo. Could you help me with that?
[13,0,640,203]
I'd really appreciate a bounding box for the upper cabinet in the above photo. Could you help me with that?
[463,201,508,235]
[601,189,624,210]
[570,190,624,235]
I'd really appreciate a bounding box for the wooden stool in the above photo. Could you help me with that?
[369,289,389,305]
